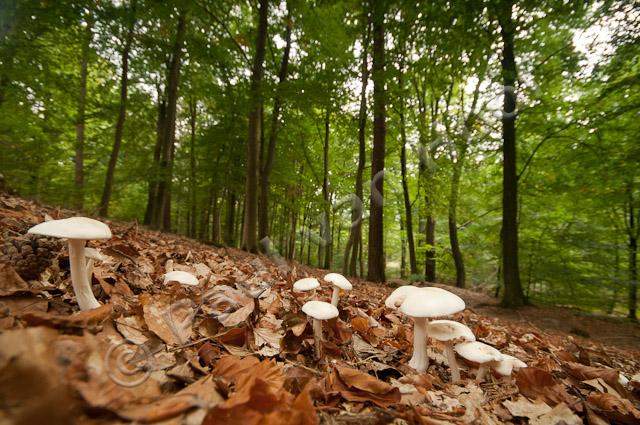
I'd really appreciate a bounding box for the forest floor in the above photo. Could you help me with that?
[0,192,639,425]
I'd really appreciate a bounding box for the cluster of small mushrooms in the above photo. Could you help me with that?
[384,285,527,383]
[27,216,525,384]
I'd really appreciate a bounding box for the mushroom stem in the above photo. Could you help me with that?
[476,364,489,382]
[85,258,95,282]
[68,239,100,310]
[312,317,323,360]
[330,287,340,307]
[443,343,460,383]
[408,317,429,372]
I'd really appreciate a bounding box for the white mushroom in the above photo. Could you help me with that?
[301,300,339,360]
[455,341,504,382]
[84,247,107,282]
[493,354,527,378]
[427,320,475,383]
[385,285,421,310]
[324,273,352,307]
[164,270,199,286]
[28,217,112,310]
[394,287,465,373]
[293,277,320,299]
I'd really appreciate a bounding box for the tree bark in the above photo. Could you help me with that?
[627,182,638,320]
[242,0,268,252]
[448,159,465,288]
[259,9,291,242]
[322,109,332,269]
[498,2,527,307]
[74,18,91,210]
[188,97,197,238]
[99,1,136,217]
[344,8,369,277]
[225,190,236,246]
[144,93,166,225]
[367,0,386,282]
[152,12,187,231]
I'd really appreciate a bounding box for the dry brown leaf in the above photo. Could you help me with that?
[141,293,194,345]
[529,402,582,425]
[19,303,113,329]
[0,262,38,295]
[563,361,628,395]
[330,365,401,408]
[515,367,580,411]
[587,392,640,425]
[503,397,552,419]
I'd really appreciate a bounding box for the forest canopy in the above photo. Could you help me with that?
[0,0,638,317]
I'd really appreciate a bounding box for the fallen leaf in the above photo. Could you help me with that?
[515,367,580,411]
[330,365,401,408]
[19,303,113,329]
[587,392,640,425]
[529,402,582,425]
[0,262,39,295]
[503,397,552,419]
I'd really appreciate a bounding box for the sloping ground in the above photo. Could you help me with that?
[0,192,639,425]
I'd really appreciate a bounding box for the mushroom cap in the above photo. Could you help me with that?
[455,341,503,364]
[293,277,320,292]
[493,354,527,376]
[398,287,465,318]
[28,217,112,240]
[302,300,339,320]
[324,273,352,290]
[385,285,421,309]
[164,270,199,286]
[426,320,475,342]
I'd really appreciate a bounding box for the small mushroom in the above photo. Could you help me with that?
[323,273,352,307]
[301,300,339,360]
[164,270,199,286]
[493,354,527,383]
[455,341,503,382]
[293,277,320,299]
[84,247,107,282]
[28,217,112,310]
[393,287,466,373]
[426,320,475,383]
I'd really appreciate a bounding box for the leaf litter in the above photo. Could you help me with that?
[0,192,639,424]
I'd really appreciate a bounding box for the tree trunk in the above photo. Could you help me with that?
[398,94,417,275]
[448,156,466,288]
[627,182,638,320]
[225,190,236,246]
[188,97,197,238]
[144,93,166,225]
[498,2,526,307]
[152,12,187,231]
[241,0,268,252]
[367,0,386,282]
[400,212,406,278]
[259,9,291,241]
[322,109,332,269]
[100,2,136,217]
[344,3,369,277]
[74,18,91,210]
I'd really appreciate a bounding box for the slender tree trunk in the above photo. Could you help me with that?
[322,109,332,269]
[398,102,417,275]
[259,9,291,242]
[225,191,236,246]
[144,93,166,225]
[449,155,465,288]
[188,97,197,238]
[152,12,187,231]
[344,4,369,277]
[498,2,526,307]
[400,212,406,278]
[242,0,268,252]
[74,18,91,210]
[367,0,386,282]
[627,182,638,320]
[100,2,136,217]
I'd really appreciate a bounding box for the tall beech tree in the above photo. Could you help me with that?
[74,14,92,210]
[242,0,268,253]
[367,0,386,283]
[496,1,526,307]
